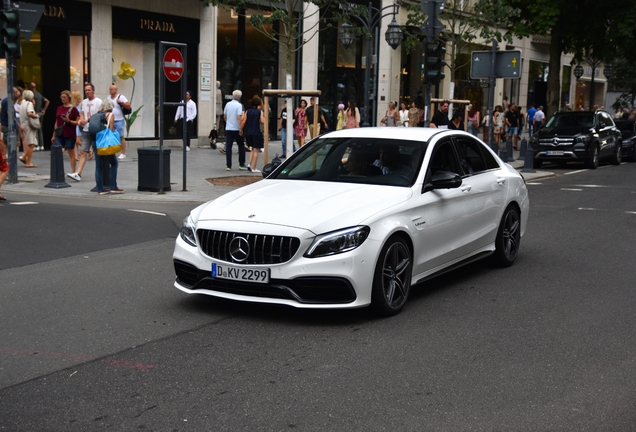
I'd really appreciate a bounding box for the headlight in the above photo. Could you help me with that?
[180,216,197,247]
[304,226,370,258]
[574,135,587,144]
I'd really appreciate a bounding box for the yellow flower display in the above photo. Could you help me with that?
[116,62,136,80]
[113,61,143,137]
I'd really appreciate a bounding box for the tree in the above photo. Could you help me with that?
[473,0,636,116]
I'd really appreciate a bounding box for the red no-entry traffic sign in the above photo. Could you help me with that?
[163,47,184,82]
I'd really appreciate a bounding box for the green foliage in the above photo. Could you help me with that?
[124,105,144,138]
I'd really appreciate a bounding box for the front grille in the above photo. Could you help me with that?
[538,137,574,146]
[197,229,301,264]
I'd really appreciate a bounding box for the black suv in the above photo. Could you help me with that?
[530,110,622,169]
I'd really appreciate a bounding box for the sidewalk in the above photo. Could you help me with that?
[1,139,553,203]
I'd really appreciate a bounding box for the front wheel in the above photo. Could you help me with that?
[492,206,521,267]
[586,145,599,169]
[371,236,412,316]
[611,142,622,165]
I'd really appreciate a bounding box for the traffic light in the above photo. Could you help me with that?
[424,42,446,85]
[1,9,21,58]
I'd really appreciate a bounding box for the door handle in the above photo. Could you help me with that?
[460,185,472,192]
[497,177,506,185]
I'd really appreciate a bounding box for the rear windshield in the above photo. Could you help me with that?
[269,137,427,187]
[545,113,594,129]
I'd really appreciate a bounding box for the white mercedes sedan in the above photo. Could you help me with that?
[173,127,529,315]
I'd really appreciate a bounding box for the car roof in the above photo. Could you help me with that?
[321,127,465,142]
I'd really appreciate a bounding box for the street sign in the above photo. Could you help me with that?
[471,50,522,79]
[19,2,44,43]
[163,47,184,82]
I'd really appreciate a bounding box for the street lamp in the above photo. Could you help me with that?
[573,56,604,108]
[603,63,613,80]
[573,64,584,80]
[338,2,403,127]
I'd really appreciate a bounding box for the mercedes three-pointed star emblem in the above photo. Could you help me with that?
[229,236,250,262]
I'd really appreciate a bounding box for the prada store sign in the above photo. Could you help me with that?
[113,7,200,44]
[26,0,91,32]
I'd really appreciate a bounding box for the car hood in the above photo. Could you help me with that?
[536,126,592,138]
[194,180,413,233]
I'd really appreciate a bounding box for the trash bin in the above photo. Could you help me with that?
[137,146,171,192]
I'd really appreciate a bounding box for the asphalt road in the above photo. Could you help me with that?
[1,162,635,431]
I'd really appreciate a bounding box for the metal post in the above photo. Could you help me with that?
[589,65,595,109]
[4,0,17,183]
[487,40,497,150]
[181,46,188,191]
[363,29,372,127]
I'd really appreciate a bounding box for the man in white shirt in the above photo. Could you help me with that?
[68,82,102,182]
[533,106,546,132]
[107,84,131,159]
[174,90,197,151]
[223,89,248,171]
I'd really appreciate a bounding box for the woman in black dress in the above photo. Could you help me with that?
[245,96,265,173]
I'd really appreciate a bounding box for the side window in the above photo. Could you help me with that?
[427,140,460,180]
[602,112,615,127]
[454,137,498,175]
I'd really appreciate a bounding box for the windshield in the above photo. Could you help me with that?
[545,113,594,129]
[270,137,426,187]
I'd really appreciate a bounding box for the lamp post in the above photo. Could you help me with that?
[573,57,604,109]
[338,2,403,127]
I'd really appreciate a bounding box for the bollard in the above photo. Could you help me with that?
[518,138,527,161]
[45,140,70,189]
[490,139,498,154]
[505,137,515,162]
[521,145,536,173]
[499,145,508,163]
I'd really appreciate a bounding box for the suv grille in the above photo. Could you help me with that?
[538,137,573,146]
[197,229,301,264]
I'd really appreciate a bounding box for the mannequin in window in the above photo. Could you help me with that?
[216,81,223,136]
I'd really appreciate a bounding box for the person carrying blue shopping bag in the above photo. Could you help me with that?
[94,99,124,195]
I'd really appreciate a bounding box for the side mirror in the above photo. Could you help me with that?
[423,171,462,192]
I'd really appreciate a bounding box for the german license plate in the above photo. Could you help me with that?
[546,151,564,156]
[212,263,270,284]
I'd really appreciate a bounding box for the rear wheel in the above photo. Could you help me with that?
[371,236,412,316]
[492,205,521,267]
[586,145,599,169]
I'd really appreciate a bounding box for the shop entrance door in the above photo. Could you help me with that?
[244,60,277,139]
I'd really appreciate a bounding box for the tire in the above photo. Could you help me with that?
[371,236,412,316]
[586,145,599,169]
[611,142,622,165]
[492,205,521,267]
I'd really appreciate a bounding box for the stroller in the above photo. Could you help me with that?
[208,128,218,149]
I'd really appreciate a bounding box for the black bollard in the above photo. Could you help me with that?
[521,145,536,173]
[499,145,508,162]
[45,140,70,189]
[518,138,527,161]
[490,139,498,154]
[505,137,515,162]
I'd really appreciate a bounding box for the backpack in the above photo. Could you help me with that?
[88,112,107,135]
[117,95,132,115]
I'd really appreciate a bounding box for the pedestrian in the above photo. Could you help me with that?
[278,100,295,158]
[0,130,8,200]
[430,100,450,128]
[482,109,491,142]
[71,90,83,157]
[408,102,420,129]
[398,102,409,126]
[493,105,504,148]
[449,110,464,131]
[52,90,80,174]
[382,101,398,126]
[516,107,524,142]
[173,90,197,152]
[245,96,265,173]
[467,104,480,136]
[505,103,519,149]
[223,89,248,171]
[94,99,124,195]
[294,99,308,147]
[336,103,347,131]
[1,88,20,147]
[13,86,26,151]
[305,96,328,139]
[345,99,360,129]
[527,104,536,135]
[107,84,131,159]
[28,82,49,151]
[18,90,40,168]
[533,106,545,132]
[69,82,102,182]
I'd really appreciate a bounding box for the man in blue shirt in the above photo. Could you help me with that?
[527,104,537,135]
[223,89,248,171]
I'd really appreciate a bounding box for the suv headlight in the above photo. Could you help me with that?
[304,226,370,258]
[574,135,588,144]
[180,216,197,247]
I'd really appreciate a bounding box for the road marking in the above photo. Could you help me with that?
[575,185,608,188]
[128,209,167,217]
[561,188,582,191]
[578,208,607,211]
[526,182,542,185]
[626,211,636,215]
[564,169,588,175]
[10,201,39,205]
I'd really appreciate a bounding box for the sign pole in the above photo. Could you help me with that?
[487,40,497,151]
